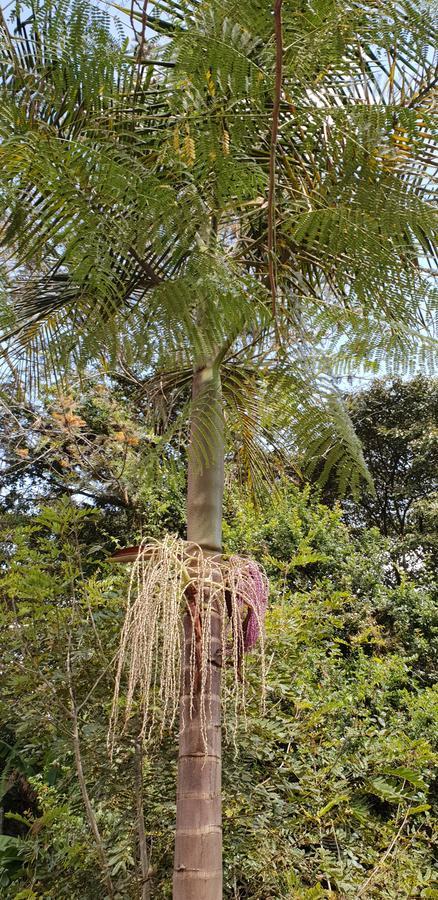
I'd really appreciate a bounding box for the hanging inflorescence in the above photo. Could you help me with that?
[108,535,268,754]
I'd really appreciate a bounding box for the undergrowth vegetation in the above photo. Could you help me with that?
[1,452,437,897]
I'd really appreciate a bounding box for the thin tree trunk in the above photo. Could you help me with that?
[66,650,115,900]
[135,737,151,900]
[173,363,224,900]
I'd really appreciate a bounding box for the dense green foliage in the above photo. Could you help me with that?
[343,378,438,578]
[1,380,437,899]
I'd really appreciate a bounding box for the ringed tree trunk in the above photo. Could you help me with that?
[173,362,224,900]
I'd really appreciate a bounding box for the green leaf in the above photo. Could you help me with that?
[407,804,431,816]
[366,777,407,803]
[381,767,427,791]
[4,812,31,827]
[317,794,349,818]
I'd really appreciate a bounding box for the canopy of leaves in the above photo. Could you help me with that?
[335,376,438,579]
[0,0,437,495]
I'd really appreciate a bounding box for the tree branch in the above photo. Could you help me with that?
[357,810,410,897]
[66,647,115,899]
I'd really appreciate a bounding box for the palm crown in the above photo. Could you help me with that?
[0,0,436,493]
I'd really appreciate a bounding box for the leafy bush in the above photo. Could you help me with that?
[0,482,437,897]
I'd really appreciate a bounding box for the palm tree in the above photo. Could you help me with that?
[0,1,436,897]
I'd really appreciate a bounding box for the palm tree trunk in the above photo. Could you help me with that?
[173,363,224,900]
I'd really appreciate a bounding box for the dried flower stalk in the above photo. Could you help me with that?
[108,536,268,754]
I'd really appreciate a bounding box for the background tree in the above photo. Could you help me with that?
[0,373,187,535]
[340,377,438,579]
[0,1,437,897]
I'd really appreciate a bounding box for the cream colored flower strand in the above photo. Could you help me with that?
[108,536,268,755]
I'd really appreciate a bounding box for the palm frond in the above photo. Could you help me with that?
[0,0,436,495]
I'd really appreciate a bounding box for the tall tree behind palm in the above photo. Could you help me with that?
[0,1,436,897]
